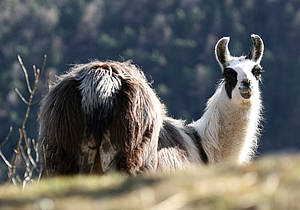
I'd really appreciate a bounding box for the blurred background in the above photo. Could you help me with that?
[0,0,300,180]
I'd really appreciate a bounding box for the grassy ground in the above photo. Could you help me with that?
[0,154,300,210]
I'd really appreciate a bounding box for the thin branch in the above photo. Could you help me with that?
[36,68,41,78]
[33,65,37,78]
[20,138,39,189]
[6,55,46,185]
[17,55,32,94]
[33,55,48,97]
[31,98,43,106]
[23,131,36,167]
[20,145,29,168]
[14,88,29,105]
[26,137,36,168]
[6,97,34,184]
[40,55,47,76]
[32,141,39,164]
[12,177,17,186]
[0,150,12,168]
[0,127,13,169]
[0,126,13,148]
[23,130,29,149]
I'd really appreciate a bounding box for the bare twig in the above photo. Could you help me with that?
[33,65,37,79]
[0,127,14,169]
[33,139,40,168]
[20,145,30,189]
[0,150,12,169]
[34,55,49,96]
[14,88,29,105]
[0,126,13,148]
[24,135,36,168]
[20,145,29,170]
[40,55,47,76]
[17,55,32,94]
[4,55,47,186]
[31,98,43,106]
[23,130,29,149]
[22,137,40,189]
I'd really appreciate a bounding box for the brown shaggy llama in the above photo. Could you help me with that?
[39,34,264,176]
[39,61,164,176]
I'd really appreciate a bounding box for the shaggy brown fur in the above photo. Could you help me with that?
[39,61,164,176]
[39,78,85,175]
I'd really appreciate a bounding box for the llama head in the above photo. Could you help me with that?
[215,34,264,105]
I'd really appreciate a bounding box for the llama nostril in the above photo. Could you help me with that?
[241,79,251,87]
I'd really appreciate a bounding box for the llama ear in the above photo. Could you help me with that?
[215,37,231,69]
[246,34,264,63]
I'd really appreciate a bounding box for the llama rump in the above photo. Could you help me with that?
[39,34,264,176]
[39,61,164,176]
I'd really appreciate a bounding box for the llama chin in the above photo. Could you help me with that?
[39,34,264,176]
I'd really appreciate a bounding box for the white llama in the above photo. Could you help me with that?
[157,34,264,170]
[192,34,264,163]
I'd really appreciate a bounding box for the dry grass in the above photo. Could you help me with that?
[0,154,300,210]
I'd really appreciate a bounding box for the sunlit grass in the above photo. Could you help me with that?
[0,154,300,210]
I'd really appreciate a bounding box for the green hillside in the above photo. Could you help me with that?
[1,0,300,162]
[1,154,299,210]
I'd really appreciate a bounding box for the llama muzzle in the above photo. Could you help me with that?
[239,79,252,99]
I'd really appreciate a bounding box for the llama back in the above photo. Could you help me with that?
[157,117,207,171]
[39,61,164,176]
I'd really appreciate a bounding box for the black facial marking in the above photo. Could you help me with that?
[223,68,237,99]
[251,65,263,80]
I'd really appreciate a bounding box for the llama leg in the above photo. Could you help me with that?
[41,139,80,176]
[111,120,158,175]
[109,82,162,175]
[39,79,85,176]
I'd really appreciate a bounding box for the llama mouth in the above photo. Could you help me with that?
[239,87,252,99]
[240,92,251,99]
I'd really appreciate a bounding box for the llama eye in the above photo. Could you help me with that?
[252,66,263,79]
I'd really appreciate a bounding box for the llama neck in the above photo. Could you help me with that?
[191,83,261,164]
